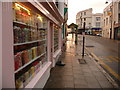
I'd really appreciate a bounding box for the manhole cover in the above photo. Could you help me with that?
[86,45,94,48]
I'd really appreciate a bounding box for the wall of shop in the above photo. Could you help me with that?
[114,27,120,40]
[0,1,2,89]
[2,2,15,88]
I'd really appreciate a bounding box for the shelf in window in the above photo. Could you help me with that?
[25,62,51,88]
[13,21,27,25]
[14,52,46,74]
[13,21,36,28]
[14,39,46,46]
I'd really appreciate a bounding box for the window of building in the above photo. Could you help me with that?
[84,12,86,15]
[89,23,91,27]
[96,17,101,21]
[106,18,108,25]
[81,18,82,21]
[84,18,86,21]
[104,11,105,16]
[104,19,105,26]
[96,22,100,27]
[109,16,111,23]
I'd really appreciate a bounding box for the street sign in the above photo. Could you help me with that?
[107,12,112,16]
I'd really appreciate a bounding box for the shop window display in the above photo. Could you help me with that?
[13,3,48,88]
[54,26,59,52]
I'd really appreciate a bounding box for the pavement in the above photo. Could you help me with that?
[44,34,117,89]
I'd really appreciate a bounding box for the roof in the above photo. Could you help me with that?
[77,8,93,14]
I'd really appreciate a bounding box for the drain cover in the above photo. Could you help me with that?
[78,59,87,64]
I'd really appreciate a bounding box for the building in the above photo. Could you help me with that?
[1,0,68,88]
[76,8,93,33]
[102,0,120,40]
[76,8,103,35]
[91,13,103,35]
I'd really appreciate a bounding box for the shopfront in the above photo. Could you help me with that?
[114,23,120,40]
[114,27,120,40]
[13,2,49,88]
[2,1,64,88]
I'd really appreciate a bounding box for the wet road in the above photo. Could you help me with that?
[78,35,120,85]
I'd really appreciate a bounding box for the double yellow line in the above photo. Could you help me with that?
[91,53,120,81]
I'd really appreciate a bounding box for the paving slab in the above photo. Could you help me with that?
[44,34,114,89]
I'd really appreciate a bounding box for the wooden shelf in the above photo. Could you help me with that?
[13,21,47,30]
[14,52,46,73]
[14,39,46,46]
[13,21,36,28]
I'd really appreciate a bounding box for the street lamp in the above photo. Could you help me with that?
[105,0,113,39]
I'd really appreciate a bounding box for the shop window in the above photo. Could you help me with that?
[54,26,59,52]
[13,2,48,88]
[84,18,86,21]
[84,12,86,15]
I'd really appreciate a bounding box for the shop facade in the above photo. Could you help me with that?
[114,24,120,40]
[2,1,64,88]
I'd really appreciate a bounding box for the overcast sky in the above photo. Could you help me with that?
[67,0,112,25]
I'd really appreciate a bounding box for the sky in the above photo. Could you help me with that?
[67,0,112,25]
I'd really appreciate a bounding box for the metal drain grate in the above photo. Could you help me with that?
[78,59,87,64]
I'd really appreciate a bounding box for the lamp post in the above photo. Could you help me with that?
[105,0,113,39]
[82,22,86,59]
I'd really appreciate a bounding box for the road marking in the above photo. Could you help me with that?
[99,57,113,62]
[114,56,120,61]
[99,56,119,63]
[107,56,119,62]
[91,53,120,81]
